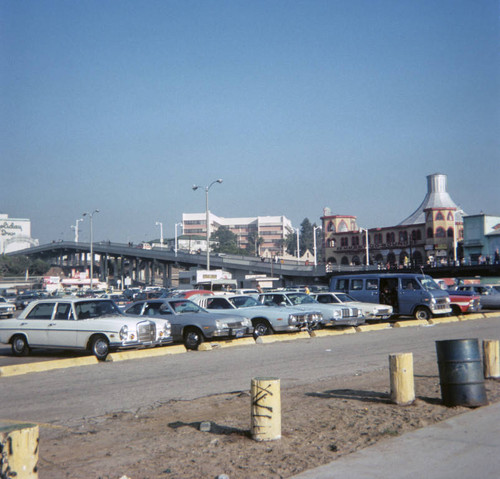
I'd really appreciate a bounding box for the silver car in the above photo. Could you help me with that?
[0,297,16,318]
[258,292,365,327]
[193,294,323,337]
[124,299,253,350]
[312,292,393,321]
[0,298,172,360]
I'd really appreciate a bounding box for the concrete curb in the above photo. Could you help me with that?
[393,319,429,328]
[462,313,487,320]
[213,337,257,348]
[355,323,392,333]
[428,316,460,325]
[483,312,500,318]
[0,356,99,377]
[310,327,357,337]
[106,344,187,361]
[256,331,311,344]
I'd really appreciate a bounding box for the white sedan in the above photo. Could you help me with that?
[0,297,16,318]
[311,292,393,321]
[0,298,172,360]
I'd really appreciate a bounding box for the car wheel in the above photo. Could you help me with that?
[183,327,204,350]
[253,320,273,338]
[451,305,462,316]
[90,335,110,360]
[414,306,431,321]
[11,335,30,357]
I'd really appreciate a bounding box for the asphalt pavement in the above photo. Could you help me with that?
[292,400,500,479]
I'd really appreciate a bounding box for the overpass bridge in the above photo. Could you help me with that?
[6,241,500,289]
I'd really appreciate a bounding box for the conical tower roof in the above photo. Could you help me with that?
[398,173,465,225]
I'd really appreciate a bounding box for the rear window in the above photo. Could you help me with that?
[366,279,378,291]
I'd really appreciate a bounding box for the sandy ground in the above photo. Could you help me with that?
[38,359,500,479]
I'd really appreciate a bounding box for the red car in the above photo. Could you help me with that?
[447,290,481,315]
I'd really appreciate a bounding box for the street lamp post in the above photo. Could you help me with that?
[313,225,322,267]
[155,221,164,248]
[83,209,99,291]
[192,179,223,270]
[71,218,83,242]
[175,222,183,257]
[296,227,300,263]
[360,228,370,266]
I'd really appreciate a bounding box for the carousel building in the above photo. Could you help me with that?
[321,173,465,267]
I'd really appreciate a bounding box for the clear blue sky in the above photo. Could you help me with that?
[1,0,499,244]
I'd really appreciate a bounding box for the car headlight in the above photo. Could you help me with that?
[445,297,450,303]
[288,314,298,324]
[242,317,252,327]
[119,325,129,340]
[332,309,342,318]
[215,320,226,329]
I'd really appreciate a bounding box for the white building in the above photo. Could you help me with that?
[0,213,39,254]
[182,213,293,256]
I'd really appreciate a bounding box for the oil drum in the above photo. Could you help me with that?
[435,338,488,407]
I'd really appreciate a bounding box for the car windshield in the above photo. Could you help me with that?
[287,293,317,305]
[335,293,356,302]
[169,300,204,313]
[418,277,441,291]
[75,300,122,319]
[230,296,260,308]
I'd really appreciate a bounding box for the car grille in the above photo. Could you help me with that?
[137,321,156,342]
[341,308,359,318]
[435,299,449,310]
[377,308,391,315]
[227,321,245,328]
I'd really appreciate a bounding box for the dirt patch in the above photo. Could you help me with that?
[38,362,500,479]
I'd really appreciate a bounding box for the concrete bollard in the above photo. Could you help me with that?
[0,423,39,479]
[389,353,415,405]
[483,339,500,379]
[250,377,281,441]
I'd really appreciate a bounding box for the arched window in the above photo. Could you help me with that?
[387,232,395,244]
[435,227,446,238]
[338,220,348,232]
[399,231,408,243]
[352,236,359,246]
[447,212,454,221]
[427,228,433,239]
[352,256,361,265]
[436,212,444,221]
[327,221,335,232]
[341,256,350,265]
[447,227,454,238]
[328,239,336,247]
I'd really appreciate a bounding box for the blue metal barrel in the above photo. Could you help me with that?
[435,338,488,407]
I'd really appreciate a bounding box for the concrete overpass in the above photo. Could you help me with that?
[7,241,500,289]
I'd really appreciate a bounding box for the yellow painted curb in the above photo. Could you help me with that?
[214,337,257,348]
[310,327,356,337]
[460,313,486,321]
[197,343,213,351]
[106,344,187,361]
[0,356,99,377]
[483,312,500,318]
[393,319,429,328]
[355,323,392,332]
[428,316,460,325]
[256,331,311,344]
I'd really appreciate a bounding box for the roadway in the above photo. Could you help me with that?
[1,314,499,427]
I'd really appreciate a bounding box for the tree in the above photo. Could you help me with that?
[247,231,264,257]
[211,226,240,254]
[285,218,319,257]
[0,255,50,276]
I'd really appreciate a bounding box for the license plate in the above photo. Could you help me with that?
[235,330,244,338]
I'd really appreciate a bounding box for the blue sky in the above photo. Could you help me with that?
[1,0,499,244]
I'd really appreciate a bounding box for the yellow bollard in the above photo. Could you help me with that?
[0,423,39,479]
[483,340,500,379]
[389,353,415,405]
[251,377,281,441]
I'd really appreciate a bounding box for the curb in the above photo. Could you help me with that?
[428,316,460,325]
[106,344,187,361]
[355,323,392,333]
[256,331,311,344]
[310,327,356,337]
[461,313,487,320]
[393,319,429,328]
[0,356,99,377]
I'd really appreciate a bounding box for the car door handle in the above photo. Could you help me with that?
[48,323,57,326]
[20,322,28,326]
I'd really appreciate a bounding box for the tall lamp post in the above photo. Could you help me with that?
[295,227,300,262]
[192,179,223,270]
[360,228,370,266]
[313,225,322,267]
[155,221,164,248]
[175,222,183,257]
[71,218,83,242]
[83,209,99,291]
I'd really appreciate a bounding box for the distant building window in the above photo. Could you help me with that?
[399,231,408,243]
[328,221,335,232]
[436,212,444,221]
[352,236,359,247]
[447,212,454,221]
[436,227,446,238]
[427,228,434,239]
[341,237,349,247]
[338,220,349,232]
[447,227,454,238]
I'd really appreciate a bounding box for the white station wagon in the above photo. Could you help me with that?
[0,298,172,360]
